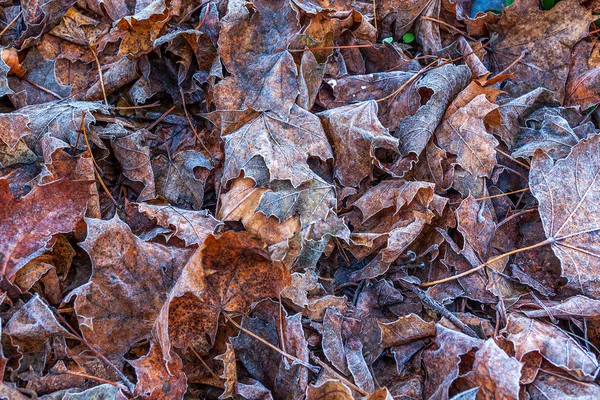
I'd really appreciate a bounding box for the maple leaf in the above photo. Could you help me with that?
[422,325,482,399]
[70,215,193,359]
[130,342,187,400]
[0,100,107,152]
[215,0,300,114]
[435,94,499,178]
[0,179,91,280]
[505,314,599,380]
[396,64,470,162]
[220,106,332,188]
[153,149,213,209]
[488,0,593,102]
[530,134,600,297]
[318,101,399,188]
[133,202,220,247]
[155,231,291,358]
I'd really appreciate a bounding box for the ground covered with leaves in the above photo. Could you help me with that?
[2,0,600,398]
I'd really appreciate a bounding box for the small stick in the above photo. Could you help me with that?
[496,148,530,169]
[82,116,118,206]
[476,187,529,201]
[89,44,108,105]
[51,308,135,392]
[53,370,126,389]
[195,2,210,30]
[20,77,63,99]
[400,281,480,339]
[289,44,375,52]
[146,105,177,130]
[110,102,161,110]
[0,11,22,39]
[189,346,223,387]
[223,313,318,373]
[179,88,214,163]
[421,238,554,287]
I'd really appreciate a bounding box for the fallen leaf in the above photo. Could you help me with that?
[0,179,91,280]
[530,134,600,297]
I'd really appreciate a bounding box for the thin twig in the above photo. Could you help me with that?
[223,313,318,373]
[375,60,437,103]
[372,0,377,32]
[421,238,554,287]
[51,308,135,392]
[53,370,125,389]
[496,208,537,229]
[110,102,161,110]
[82,116,118,206]
[195,2,210,30]
[0,11,22,39]
[496,148,530,169]
[179,87,215,163]
[476,187,529,201]
[420,16,476,41]
[89,44,108,106]
[400,281,480,338]
[20,77,63,99]
[289,44,375,52]
[146,105,177,130]
[189,346,223,387]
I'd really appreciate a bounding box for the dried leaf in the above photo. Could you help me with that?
[0,179,91,280]
[530,134,600,297]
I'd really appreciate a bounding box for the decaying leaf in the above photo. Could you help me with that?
[0,179,91,280]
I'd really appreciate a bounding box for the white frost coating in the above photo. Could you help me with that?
[327,79,337,88]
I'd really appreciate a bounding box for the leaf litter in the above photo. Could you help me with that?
[1,0,600,399]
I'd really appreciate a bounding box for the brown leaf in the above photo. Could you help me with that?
[0,178,91,280]
[215,0,299,114]
[488,0,593,102]
[397,64,471,162]
[306,379,353,400]
[218,177,301,246]
[422,325,482,400]
[130,342,187,400]
[71,215,193,359]
[5,294,75,354]
[505,314,599,380]
[528,370,600,399]
[462,338,522,400]
[565,40,600,109]
[521,295,600,320]
[436,94,499,178]
[220,106,332,188]
[156,231,291,357]
[530,134,600,297]
[256,177,335,228]
[215,343,237,399]
[134,202,220,247]
[378,314,435,348]
[456,195,496,257]
[319,101,399,188]
[153,149,213,209]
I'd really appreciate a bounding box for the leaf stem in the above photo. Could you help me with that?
[475,187,529,201]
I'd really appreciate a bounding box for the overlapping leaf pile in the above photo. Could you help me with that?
[1,0,600,398]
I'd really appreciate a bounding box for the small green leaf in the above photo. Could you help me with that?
[541,0,554,9]
[595,17,600,28]
[505,0,514,6]
[402,32,415,44]
[382,37,393,44]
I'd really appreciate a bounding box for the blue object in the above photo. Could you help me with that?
[470,0,505,17]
